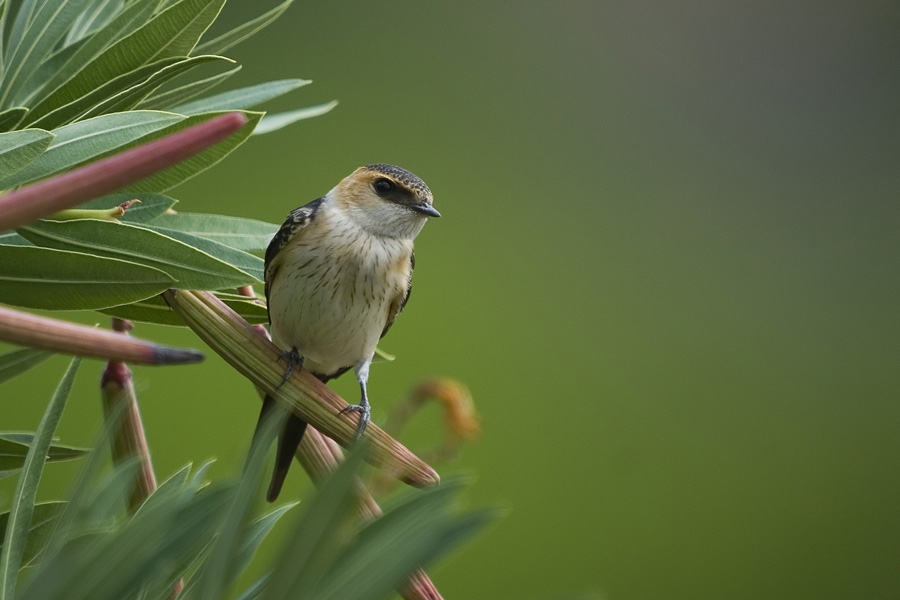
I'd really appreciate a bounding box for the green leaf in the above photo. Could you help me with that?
[0,433,88,471]
[0,356,80,600]
[30,57,188,130]
[21,472,233,600]
[0,347,51,385]
[79,193,178,224]
[137,63,239,111]
[0,245,175,310]
[253,101,337,136]
[0,0,95,109]
[22,0,159,111]
[24,0,226,123]
[171,79,308,115]
[0,502,65,569]
[76,458,140,528]
[234,574,269,600]
[0,107,27,133]
[234,502,297,583]
[0,434,90,468]
[0,111,183,190]
[3,0,40,69]
[194,0,292,56]
[100,290,268,327]
[261,446,368,600]
[64,0,127,45]
[18,219,257,290]
[0,128,53,178]
[194,404,281,600]
[79,55,234,122]
[314,481,495,600]
[149,212,277,251]
[123,110,262,193]
[138,224,264,281]
[0,232,30,245]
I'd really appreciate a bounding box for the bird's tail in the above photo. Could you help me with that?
[255,394,308,502]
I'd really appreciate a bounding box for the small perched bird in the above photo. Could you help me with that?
[258,164,440,501]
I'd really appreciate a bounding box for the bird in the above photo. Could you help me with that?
[257,163,440,502]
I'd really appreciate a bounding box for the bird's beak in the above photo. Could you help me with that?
[411,203,441,218]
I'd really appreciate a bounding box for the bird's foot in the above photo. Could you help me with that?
[277,348,303,387]
[339,402,371,440]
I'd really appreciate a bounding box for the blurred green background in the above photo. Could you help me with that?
[3,1,900,598]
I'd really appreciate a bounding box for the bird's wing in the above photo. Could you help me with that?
[381,251,414,339]
[264,197,325,322]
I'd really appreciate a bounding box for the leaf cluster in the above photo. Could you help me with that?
[0,0,332,325]
[0,361,493,600]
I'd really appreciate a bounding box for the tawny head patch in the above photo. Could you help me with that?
[333,164,439,218]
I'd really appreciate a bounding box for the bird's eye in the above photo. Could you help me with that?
[373,178,394,195]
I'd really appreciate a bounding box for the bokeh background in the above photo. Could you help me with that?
[3,1,900,598]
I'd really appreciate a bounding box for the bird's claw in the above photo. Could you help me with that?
[339,402,371,440]
[277,348,303,387]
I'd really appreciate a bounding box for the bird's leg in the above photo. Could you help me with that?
[277,347,303,386]
[339,360,372,440]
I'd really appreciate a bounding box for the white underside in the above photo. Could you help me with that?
[267,202,417,379]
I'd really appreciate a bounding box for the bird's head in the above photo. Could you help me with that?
[330,164,440,239]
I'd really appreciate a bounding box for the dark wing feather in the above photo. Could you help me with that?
[380,251,414,339]
[264,197,324,323]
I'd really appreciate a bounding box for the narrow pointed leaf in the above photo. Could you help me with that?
[0,245,174,310]
[195,407,281,600]
[261,447,368,600]
[315,481,494,600]
[64,0,126,45]
[0,347,51,384]
[21,473,232,600]
[234,574,269,600]
[18,219,256,290]
[22,0,159,110]
[318,510,495,600]
[233,502,297,582]
[0,232,29,245]
[0,113,247,232]
[80,55,234,122]
[0,0,94,109]
[149,212,277,252]
[30,58,187,131]
[124,110,261,192]
[138,224,264,280]
[0,128,53,178]
[0,111,184,190]
[101,291,268,327]
[138,64,239,111]
[0,107,27,133]
[0,433,88,466]
[194,0,292,56]
[171,79,308,115]
[253,101,337,136]
[0,356,80,600]
[24,0,226,123]
[0,502,65,569]
[3,0,40,68]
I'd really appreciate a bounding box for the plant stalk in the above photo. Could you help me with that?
[0,113,248,232]
[0,305,204,365]
[163,289,439,487]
